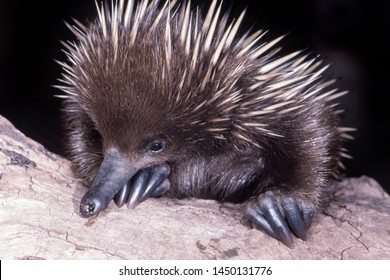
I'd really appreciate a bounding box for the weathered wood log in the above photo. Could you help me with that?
[0,114,389,259]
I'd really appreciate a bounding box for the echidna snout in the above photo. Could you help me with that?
[79,148,139,217]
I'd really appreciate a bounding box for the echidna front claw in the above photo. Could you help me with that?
[113,163,170,209]
[113,180,132,208]
[244,191,315,248]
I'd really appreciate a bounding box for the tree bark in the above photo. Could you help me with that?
[1,115,389,259]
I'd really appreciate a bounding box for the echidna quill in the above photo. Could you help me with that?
[56,0,353,248]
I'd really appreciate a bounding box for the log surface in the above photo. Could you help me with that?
[1,115,389,259]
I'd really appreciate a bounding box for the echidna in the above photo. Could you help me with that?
[56,0,353,248]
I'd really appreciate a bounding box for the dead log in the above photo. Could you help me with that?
[0,114,389,259]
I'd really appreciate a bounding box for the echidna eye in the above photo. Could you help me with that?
[148,140,166,153]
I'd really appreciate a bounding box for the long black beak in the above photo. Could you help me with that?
[79,148,138,218]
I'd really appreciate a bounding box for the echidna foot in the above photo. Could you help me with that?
[244,191,315,248]
[113,163,170,209]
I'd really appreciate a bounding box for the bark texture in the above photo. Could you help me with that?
[0,115,389,259]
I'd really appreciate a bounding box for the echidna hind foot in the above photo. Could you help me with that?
[244,191,315,248]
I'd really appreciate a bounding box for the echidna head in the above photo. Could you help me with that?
[65,34,232,216]
[60,1,247,171]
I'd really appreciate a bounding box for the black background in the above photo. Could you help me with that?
[0,0,389,192]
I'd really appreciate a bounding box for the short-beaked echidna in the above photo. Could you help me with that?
[56,0,353,247]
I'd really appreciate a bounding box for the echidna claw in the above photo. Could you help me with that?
[113,163,170,209]
[244,191,315,248]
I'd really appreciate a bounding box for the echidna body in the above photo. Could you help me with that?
[57,0,352,247]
